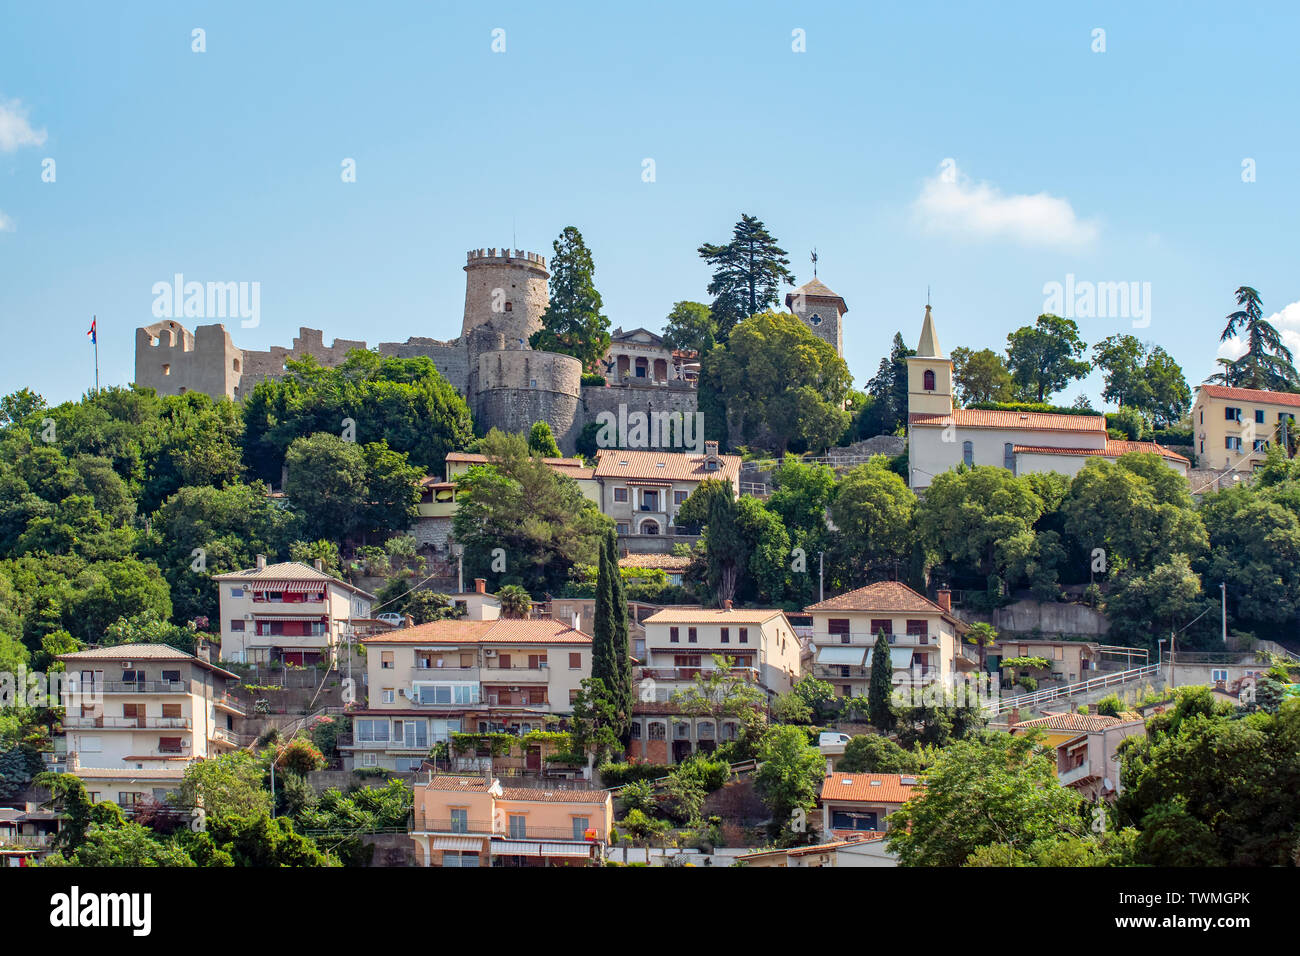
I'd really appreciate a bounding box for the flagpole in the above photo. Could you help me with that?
[93,315,99,395]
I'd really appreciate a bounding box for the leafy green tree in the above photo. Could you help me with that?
[283,432,368,543]
[179,751,273,824]
[1210,286,1299,390]
[867,630,895,731]
[951,347,1014,405]
[527,421,562,458]
[1092,335,1192,426]
[754,724,825,843]
[697,214,795,340]
[1198,484,1300,635]
[570,678,623,763]
[0,388,46,429]
[965,621,998,673]
[42,819,196,867]
[661,301,715,356]
[451,429,610,594]
[886,734,1086,866]
[1103,553,1208,647]
[1005,314,1090,403]
[861,332,914,436]
[828,458,915,581]
[702,310,850,455]
[529,226,610,371]
[359,440,422,540]
[839,734,928,774]
[496,583,533,618]
[701,485,746,606]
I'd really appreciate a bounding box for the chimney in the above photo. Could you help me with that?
[705,440,719,457]
[723,599,733,612]
[936,588,951,612]
[403,614,414,629]
[474,578,486,594]
[67,751,79,772]
[313,558,323,572]
[255,554,266,571]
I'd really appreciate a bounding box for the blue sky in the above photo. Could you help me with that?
[2,1,1299,408]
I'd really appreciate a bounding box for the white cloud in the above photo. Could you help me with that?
[0,210,13,232]
[1218,299,1300,359]
[0,98,47,152]
[912,161,1099,247]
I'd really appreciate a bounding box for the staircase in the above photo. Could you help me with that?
[991,663,1163,716]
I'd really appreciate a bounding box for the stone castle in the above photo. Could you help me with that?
[134,248,846,454]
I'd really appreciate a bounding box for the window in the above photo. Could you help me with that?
[962,441,974,466]
[870,619,893,638]
[229,620,245,632]
[498,654,511,668]
[1254,439,1269,451]
[613,487,629,503]
[688,627,697,643]
[450,808,468,833]
[161,670,181,683]
[569,652,582,669]
[158,737,183,753]
[829,619,850,643]
[382,689,395,704]
[616,522,629,535]
[720,627,730,643]
[504,301,513,312]
[508,815,527,838]
[905,620,927,642]
[355,719,391,743]
[1255,409,1265,424]
[670,626,680,643]
[809,313,823,326]
[162,703,181,719]
[923,369,935,391]
[630,722,642,739]
[119,792,143,806]
[674,490,688,505]
[1211,669,1228,683]
[229,587,244,597]
[572,817,590,840]
[1225,406,1242,421]
[362,752,377,767]
[1003,442,1015,472]
[381,652,394,670]
[1226,436,1243,451]
[739,627,748,644]
[648,722,666,740]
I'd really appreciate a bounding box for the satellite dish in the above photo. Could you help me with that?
[1103,777,1113,790]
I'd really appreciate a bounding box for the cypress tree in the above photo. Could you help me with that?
[604,531,633,738]
[868,629,895,731]
[592,530,617,692]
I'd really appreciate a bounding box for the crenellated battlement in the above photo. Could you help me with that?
[466,248,547,269]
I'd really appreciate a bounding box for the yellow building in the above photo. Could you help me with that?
[1191,384,1300,478]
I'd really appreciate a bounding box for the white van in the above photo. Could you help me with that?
[818,732,852,751]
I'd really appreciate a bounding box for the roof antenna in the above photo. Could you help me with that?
[927,285,931,307]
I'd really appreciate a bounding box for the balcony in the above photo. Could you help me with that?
[411,815,604,842]
[409,665,478,682]
[479,665,550,683]
[818,632,939,647]
[209,727,255,747]
[64,716,192,730]
[86,681,190,694]
[0,833,54,849]
[1058,763,1095,787]
[634,666,760,683]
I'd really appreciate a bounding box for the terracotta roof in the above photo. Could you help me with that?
[805,581,943,615]
[1013,440,1190,465]
[212,561,375,598]
[73,767,188,780]
[361,617,591,646]
[446,452,595,480]
[419,775,495,794]
[1197,384,1300,408]
[1011,712,1123,733]
[618,553,692,572]
[820,773,918,804]
[59,644,239,679]
[829,829,889,844]
[594,449,741,485]
[499,787,611,805]
[910,409,1107,433]
[643,607,787,625]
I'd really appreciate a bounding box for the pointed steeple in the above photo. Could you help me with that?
[916,304,943,358]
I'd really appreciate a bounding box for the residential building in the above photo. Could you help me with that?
[0,805,62,862]
[737,832,895,867]
[409,774,612,867]
[805,581,965,698]
[990,638,1104,683]
[602,327,687,384]
[346,617,592,771]
[628,604,801,764]
[819,772,918,839]
[594,444,741,550]
[1010,712,1146,799]
[618,551,691,587]
[1190,384,1300,475]
[213,557,375,665]
[906,305,1189,488]
[57,644,244,805]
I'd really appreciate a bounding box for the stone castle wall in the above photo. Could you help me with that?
[474,349,584,449]
[135,321,243,398]
[578,382,701,440]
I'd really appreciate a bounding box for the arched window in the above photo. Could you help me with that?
[648,721,666,740]
[962,441,974,467]
[639,518,660,535]
[923,369,936,391]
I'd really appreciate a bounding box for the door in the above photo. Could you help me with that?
[526,746,541,772]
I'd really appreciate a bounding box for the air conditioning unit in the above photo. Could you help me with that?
[484,650,497,657]
[509,686,520,692]
[243,613,254,621]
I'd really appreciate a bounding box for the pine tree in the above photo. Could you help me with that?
[698,214,795,341]
[868,630,895,731]
[1212,286,1299,390]
[529,226,610,371]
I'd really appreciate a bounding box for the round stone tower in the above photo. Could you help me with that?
[462,247,550,402]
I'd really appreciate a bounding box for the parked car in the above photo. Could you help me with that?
[375,612,403,626]
[818,732,852,752]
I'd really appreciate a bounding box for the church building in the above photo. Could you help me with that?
[905,305,1189,489]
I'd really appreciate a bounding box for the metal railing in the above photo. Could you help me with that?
[993,663,1162,714]
[0,833,53,848]
[89,681,189,694]
[63,716,192,730]
[411,816,603,842]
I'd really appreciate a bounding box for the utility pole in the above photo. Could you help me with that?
[818,551,824,603]
[1220,582,1227,644]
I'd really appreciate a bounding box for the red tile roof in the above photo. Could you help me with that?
[1011,712,1123,733]
[594,449,741,484]
[445,453,596,480]
[499,787,611,805]
[805,580,944,615]
[360,617,591,646]
[618,553,692,572]
[1197,384,1300,408]
[910,409,1107,433]
[820,773,919,804]
[1012,439,1190,465]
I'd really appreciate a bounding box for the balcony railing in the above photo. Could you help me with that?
[0,833,53,848]
[1058,763,1095,786]
[818,632,939,646]
[411,815,604,842]
[634,666,760,682]
[82,681,190,695]
[64,716,192,730]
[209,727,255,747]
[480,666,550,683]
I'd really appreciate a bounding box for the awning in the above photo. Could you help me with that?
[864,648,915,668]
[627,480,672,487]
[253,581,327,593]
[493,841,543,856]
[816,646,866,666]
[252,615,328,622]
[540,843,593,857]
[431,836,485,851]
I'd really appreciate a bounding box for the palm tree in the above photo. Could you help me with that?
[496,584,532,619]
[1213,287,1299,390]
[965,621,998,675]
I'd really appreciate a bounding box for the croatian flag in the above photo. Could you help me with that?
[87,318,96,344]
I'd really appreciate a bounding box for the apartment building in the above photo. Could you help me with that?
[628,604,801,764]
[346,617,592,770]
[991,638,1104,682]
[819,772,918,839]
[594,444,741,548]
[1191,384,1300,475]
[805,581,964,698]
[1011,712,1147,799]
[409,774,612,867]
[213,557,375,665]
[58,644,243,806]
